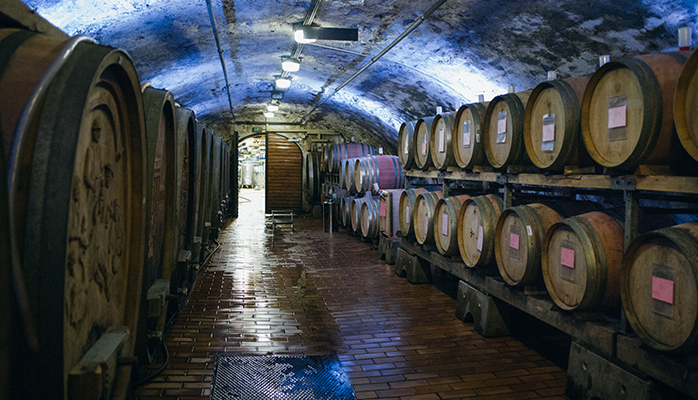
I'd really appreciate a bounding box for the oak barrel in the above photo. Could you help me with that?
[0,99,11,400]
[398,121,417,169]
[198,126,214,250]
[398,188,428,240]
[351,196,371,232]
[379,189,404,239]
[542,212,624,311]
[354,155,404,193]
[495,203,562,287]
[581,52,690,169]
[305,151,322,204]
[341,157,358,191]
[208,135,223,239]
[430,112,457,170]
[0,29,147,399]
[413,117,435,170]
[457,194,504,269]
[524,76,592,171]
[484,90,533,169]
[414,191,444,245]
[675,49,698,163]
[621,222,698,352]
[341,196,355,228]
[453,102,489,169]
[327,142,377,173]
[360,199,381,239]
[434,194,471,256]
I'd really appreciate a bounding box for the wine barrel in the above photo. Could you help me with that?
[379,189,404,239]
[305,151,322,204]
[413,117,435,170]
[430,112,457,170]
[524,76,592,171]
[484,90,533,169]
[354,155,404,193]
[581,52,690,169]
[398,188,428,240]
[434,194,471,256]
[194,123,212,261]
[398,121,417,169]
[341,196,355,228]
[542,212,624,311]
[360,199,381,239]
[458,194,504,268]
[453,102,489,169]
[351,196,371,232]
[414,191,444,245]
[675,49,698,163]
[0,29,147,398]
[328,142,377,173]
[208,135,223,239]
[0,103,11,400]
[621,222,698,352]
[495,203,562,287]
[341,157,358,191]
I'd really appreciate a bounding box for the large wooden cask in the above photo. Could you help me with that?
[0,29,147,399]
[434,194,471,256]
[196,124,212,254]
[340,196,355,228]
[542,212,624,311]
[484,90,533,169]
[495,203,562,287]
[354,155,404,193]
[453,102,489,169]
[360,199,381,239]
[675,49,698,163]
[208,135,223,237]
[397,121,417,169]
[457,194,504,269]
[524,76,592,171]
[581,52,690,170]
[414,191,444,245]
[0,135,8,400]
[305,151,322,204]
[398,188,428,240]
[413,117,435,170]
[327,142,377,173]
[379,189,404,239]
[351,196,371,232]
[621,222,698,352]
[430,112,457,170]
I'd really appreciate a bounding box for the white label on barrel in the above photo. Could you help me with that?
[608,104,626,129]
[373,182,380,191]
[560,247,575,268]
[509,232,520,250]
[423,214,429,237]
[526,225,533,236]
[404,139,409,154]
[497,111,507,143]
[380,201,386,217]
[421,135,427,155]
[542,113,555,151]
[441,212,449,236]
[406,205,410,222]
[439,128,446,153]
[477,225,484,251]
[652,276,674,304]
[463,120,471,148]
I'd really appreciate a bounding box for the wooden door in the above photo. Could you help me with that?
[265,133,302,213]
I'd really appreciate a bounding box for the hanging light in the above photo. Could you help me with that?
[264,111,274,118]
[294,28,317,44]
[281,57,301,72]
[275,76,291,90]
[267,103,279,112]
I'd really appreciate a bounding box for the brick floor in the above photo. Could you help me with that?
[133,189,568,399]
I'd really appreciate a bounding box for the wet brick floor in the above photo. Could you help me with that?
[134,189,568,400]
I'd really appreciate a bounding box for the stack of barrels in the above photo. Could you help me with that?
[0,29,231,399]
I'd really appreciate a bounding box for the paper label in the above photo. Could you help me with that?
[403,139,409,154]
[439,128,445,153]
[406,205,410,223]
[421,135,427,155]
[560,247,575,268]
[476,225,484,251]
[608,96,628,142]
[509,232,520,250]
[509,225,520,259]
[463,120,471,148]
[608,106,626,129]
[542,113,555,151]
[526,225,533,236]
[373,182,380,191]
[652,276,674,304]
[423,214,429,237]
[476,133,480,143]
[380,201,386,217]
[497,111,507,143]
[441,212,449,236]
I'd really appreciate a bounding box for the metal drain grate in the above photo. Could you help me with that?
[281,263,297,268]
[211,354,356,400]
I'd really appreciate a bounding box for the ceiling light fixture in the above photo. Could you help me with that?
[275,76,291,90]
[281,57,301,72]
[293,23,359,42]
[267,103,279,112]
[264,111,274,118]
[294,28,317,44]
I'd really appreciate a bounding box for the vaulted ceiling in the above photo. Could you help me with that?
[25,0,698,152]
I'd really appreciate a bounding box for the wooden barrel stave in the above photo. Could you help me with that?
[484,90,533,169]
[434,194,470,256]
[542,211,624,311]
[453,102,489,169]
[621,222,698,352]
[413,117,435,170]
[495,203,562,287]
[351,196,371,232]
[379,189,404,239]
[398,121,417,169]
[524,76,592,171]
[354,155,404,193]
[430,112,457,170]
[398,188,428,240]
[675,49,698,163]
[458,194,504,268]
[198,127,213,251]
[329,142,377,174]
[305,151,321,204]
[360,199,380,239]
[414,191,444,245]
[208,135,222,240]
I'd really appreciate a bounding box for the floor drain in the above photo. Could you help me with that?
[281,263,297,268]
[211,354,355,400]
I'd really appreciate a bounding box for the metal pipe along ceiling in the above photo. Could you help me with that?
[205,0,236,121]
[299,0,449,125]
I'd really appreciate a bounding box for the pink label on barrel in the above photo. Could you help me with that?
[423,214,429,237]
[652,276,674,304]
[476,225,483,251]
[406,205,410,222]
[542,123,555,143]
[560,247,575,268]
[498,118,507,134]
[608,105,627,129]
[441,212,449,236]
[509,232,519,250]
[380,201,386,217]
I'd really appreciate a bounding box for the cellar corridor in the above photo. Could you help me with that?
[133,189,567,400]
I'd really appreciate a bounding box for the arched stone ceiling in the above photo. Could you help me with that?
[25,0,698,152]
